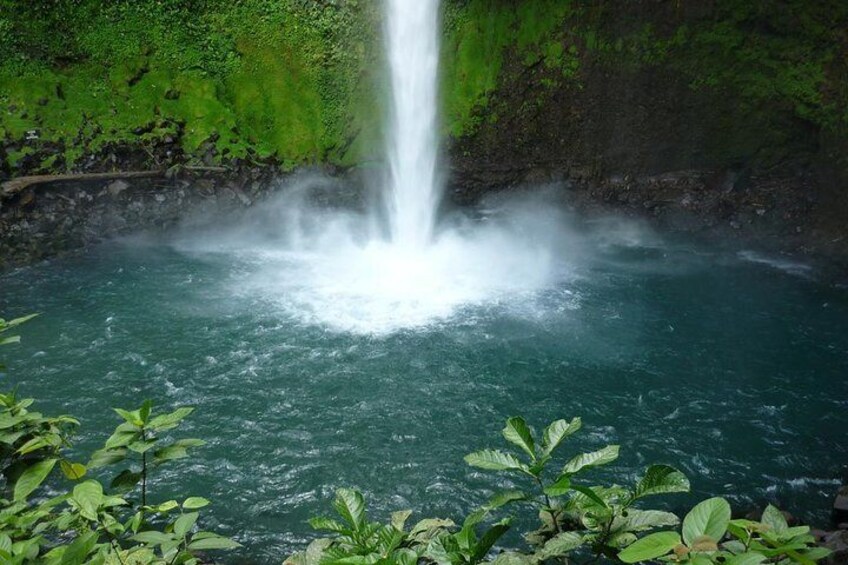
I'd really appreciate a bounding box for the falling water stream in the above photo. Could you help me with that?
[385,0,442,248]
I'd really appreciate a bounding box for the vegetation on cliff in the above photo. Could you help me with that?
[1,0,845,177]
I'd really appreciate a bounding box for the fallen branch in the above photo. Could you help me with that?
[1,166,230,198]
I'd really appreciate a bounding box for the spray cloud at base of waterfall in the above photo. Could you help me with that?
[170,176,589,335]
[164,0,654,334]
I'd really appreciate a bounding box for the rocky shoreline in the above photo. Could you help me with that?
[804,484,847,564]
[2,163,848,281]
[0,166,277,270]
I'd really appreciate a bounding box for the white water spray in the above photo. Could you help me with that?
[176,0,577,334]
[385,0,441,248]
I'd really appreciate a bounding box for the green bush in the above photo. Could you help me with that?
[0,315,238,564]
[290,417,829,565]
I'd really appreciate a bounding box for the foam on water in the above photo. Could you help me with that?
[175,182,578,334]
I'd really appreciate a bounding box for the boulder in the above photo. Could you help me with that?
[835,486,848,525]
[823,530,848,565]
[107,179,130,197]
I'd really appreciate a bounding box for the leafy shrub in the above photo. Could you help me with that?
[290,417,829,565]
[0,315,238,564]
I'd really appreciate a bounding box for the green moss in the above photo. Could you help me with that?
[441,0,579,138]
[581,1,847,134]
[0,0,381,173]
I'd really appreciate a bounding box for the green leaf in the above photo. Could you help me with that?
[284,538,332,565]
[187,535,241,550]
[473,518,512,561]
[139,400,153,424]
[333,488,366,531]
[17,434,59,454]
[616,510,680,532]
[409,518,455,540]
[309,517,348,533]
[132,531,175,545]
[88,447,127,468]
[541,417,582,457]
[618,531,682,563]
[60,460,87,480]
[690,535,719,552]
[464,449,530,473]
[726,552,768,565]
[156,500,180,513]
[153,445,189,464]
[537,531,584,560]
[148,407,194,431]
[14,458,57,501]
[761,505,788,533]
[487,490,529,509]
[376,524,404,553]
[391,509,413,531]
[634,465,690,498]
[798,547,832,561]
[544,475,572,497]
[489,552,533,565]
[6,313,39,329]
[114,408,143,426]
[128,439,158,454]
[104,429,139,450]
[183,497,210,510]
[174,512,198,537]
[562,445,620,475]
[126,511,144,533]
[393,548,418,565]
[110,469,142,492]
[60,530,98,565]
[502,417,536,460]
[682,497,731,546]
[570,485,609,509]
[73,480,104,521]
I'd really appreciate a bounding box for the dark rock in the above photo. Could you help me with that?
[106,183,130,197]
[823,530,848,565]
[834,486,848,525]
[813,529,829,541]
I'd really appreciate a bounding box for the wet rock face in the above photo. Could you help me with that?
[0,170,275,270]
[824,530,848,565]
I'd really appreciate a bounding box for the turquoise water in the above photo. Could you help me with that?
[1,212,847,563]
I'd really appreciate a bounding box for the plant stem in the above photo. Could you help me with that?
[97,515,129,565]
[534,476,561,533]
[141,428,147,507]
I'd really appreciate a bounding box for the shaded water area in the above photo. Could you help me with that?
[1,207,848,563]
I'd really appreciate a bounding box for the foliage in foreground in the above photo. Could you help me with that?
[0,316,238,564]
[288,417,829,565]
[0,315,832,565]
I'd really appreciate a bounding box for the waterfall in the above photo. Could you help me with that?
[385,0,441,249]
[186,0,563,334]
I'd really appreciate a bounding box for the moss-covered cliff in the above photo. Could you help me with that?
[1,0,846,187]
[442,0,847,178]
[0,0,384,174]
